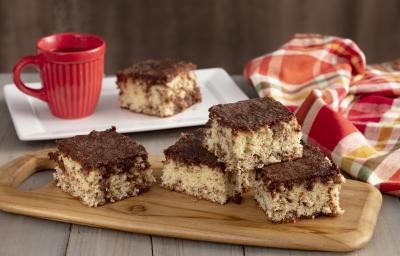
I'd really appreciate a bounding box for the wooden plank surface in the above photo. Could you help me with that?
[66,225,153,256]
[0,73,398,256]
[0,169,70,256]
[152,237,244,256]
[244,196,400,256]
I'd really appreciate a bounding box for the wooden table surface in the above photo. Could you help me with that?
[0,73,399,256]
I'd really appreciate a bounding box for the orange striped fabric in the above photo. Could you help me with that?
[244,34,400,196]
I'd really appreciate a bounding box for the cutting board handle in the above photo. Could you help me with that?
[0,148,55,188]
[0,149,164,189]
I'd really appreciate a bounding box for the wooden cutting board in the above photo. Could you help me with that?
[0,149,382,252]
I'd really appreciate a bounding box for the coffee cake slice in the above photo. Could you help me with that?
[254,145,345,223]
[204,97,303,172]
[117,59,202,117]
[49,127,155,207]
[161,129,246,204]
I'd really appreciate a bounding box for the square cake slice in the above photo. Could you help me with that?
[204,97,303,171]
[161,129,246,204]
[49,127,155,207]
[254,145,345,223]
[117,59,202,117]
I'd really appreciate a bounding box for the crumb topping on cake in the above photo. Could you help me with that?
[256,145,342,191]
[49,127,148,174]
[117,59,197,84]
[164,129,225,170]
[207,97,296,132]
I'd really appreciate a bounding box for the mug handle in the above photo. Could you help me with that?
[12,54,47,102]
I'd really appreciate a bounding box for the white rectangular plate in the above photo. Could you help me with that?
[4,68,248,141]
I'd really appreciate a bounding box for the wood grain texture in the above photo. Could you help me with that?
[66,225,153,256]
[152,236,244,256]
[0,149,382,252]
[0,212,70,256]
[1,0,400,74]
[245,195,400,256]
[0,169,69,256]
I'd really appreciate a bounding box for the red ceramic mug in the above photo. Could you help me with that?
[13,33,106,119]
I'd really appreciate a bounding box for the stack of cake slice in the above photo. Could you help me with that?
[161,97,345,223]
[161,97,304,201]
[203,97,303,195]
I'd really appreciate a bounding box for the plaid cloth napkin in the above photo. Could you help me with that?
[244,34,400,196]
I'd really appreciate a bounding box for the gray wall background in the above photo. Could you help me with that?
[1,0,399,74]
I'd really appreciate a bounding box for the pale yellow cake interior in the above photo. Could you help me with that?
[118,71,199,117]
[161,160,243,204]
[54,154,155,207]
[254,175,345,223]
[204,117,303,171]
